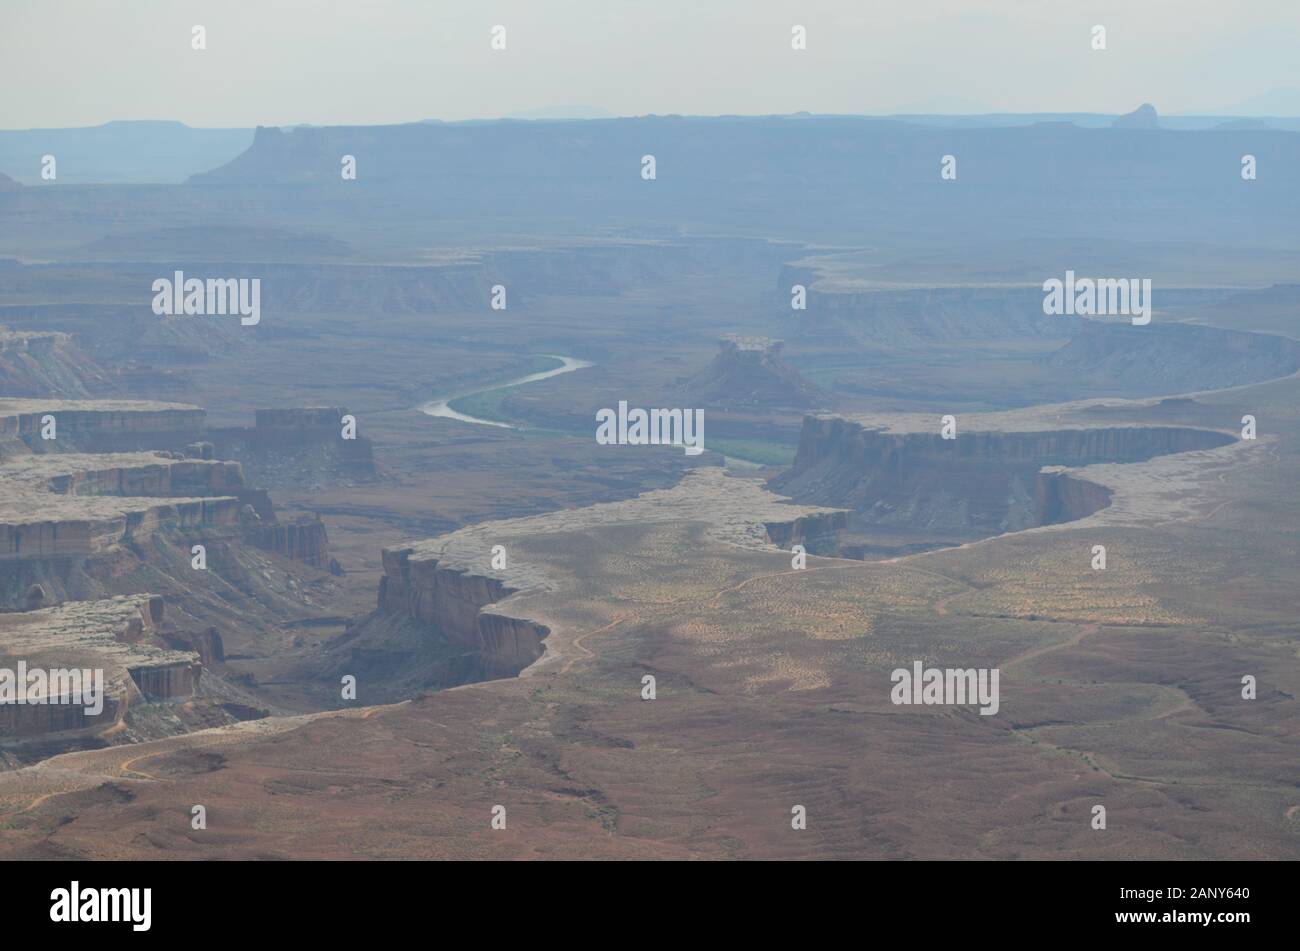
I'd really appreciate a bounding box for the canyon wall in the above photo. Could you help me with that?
[763,510,849,556]
[1034,469,1114,526]
[44,459,246,498]
[378,547,549,679]
[209,406,375,486]
[0,497,243,562]
[772,415,1234,538]
[248,515,330,568]
[0,402,205,452]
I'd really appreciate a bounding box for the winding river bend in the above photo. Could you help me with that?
[418,355,593,429]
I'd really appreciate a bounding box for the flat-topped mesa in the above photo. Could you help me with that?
[208,405,374,483]
[0,594,200,741]
[0,453,249,566]
[772,413,1235,546]
[687,335,823,410]
[0,448,331,609]
[0,398,205,456]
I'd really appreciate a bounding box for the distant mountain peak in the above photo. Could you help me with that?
[1112,103,1159,128]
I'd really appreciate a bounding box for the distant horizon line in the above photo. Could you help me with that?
[4,107,1299,134]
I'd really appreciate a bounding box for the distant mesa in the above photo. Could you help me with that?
[687,335,823,410]
[1112,103,1159,129]
[0,122,252,185]
[0,172,22,192]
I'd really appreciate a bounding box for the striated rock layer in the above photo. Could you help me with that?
[208,405,375,486]
[772,414,1235,540]
[0,398,205,456]
[0,446,331,610]
[378,548,546,679]
[0,594,199,740]
[248,516,330,569]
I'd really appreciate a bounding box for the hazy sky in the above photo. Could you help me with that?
[2,0,1297,128]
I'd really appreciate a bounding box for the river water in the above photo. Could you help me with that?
[417,355,593,429]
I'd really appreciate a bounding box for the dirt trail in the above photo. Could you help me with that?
[2,704,394,812]
[1004,623,1098,671]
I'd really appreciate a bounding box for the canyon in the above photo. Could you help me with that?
[0,396,362,758]
[0,113,1296,860]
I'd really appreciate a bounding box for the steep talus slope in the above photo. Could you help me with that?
[0,331,107,398]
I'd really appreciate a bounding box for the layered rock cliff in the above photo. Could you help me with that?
[377,547,548,680]
[247,515,330,569]
[209,405,375,486]
[0,442,337,616]
[763,510,849,555]
[0,594,199,742]
[0,398,205,456]
[771,415,1234,541]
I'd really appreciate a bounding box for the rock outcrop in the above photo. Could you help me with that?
[0,594,199,741]
[0,398,205,456]
[248,515,330,569]
[0,331,107,398]
[687,336,823,409]
[209,406,374,486]
[378,548,546,679]
[0,408,339,610]
[1112,103,1159,129]
[763,510,849,555]
[771,414,1234,542]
